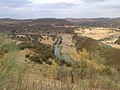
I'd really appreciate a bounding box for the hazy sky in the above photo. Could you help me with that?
[0,0,120,19]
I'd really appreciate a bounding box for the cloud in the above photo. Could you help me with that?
[0,0,32,7]
[29,0,79,4]
[0,0,120,18]
[99,3,120,9]
[83,0,107,3]
[35,2,77,10]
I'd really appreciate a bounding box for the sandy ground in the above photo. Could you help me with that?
[76,28,119,40]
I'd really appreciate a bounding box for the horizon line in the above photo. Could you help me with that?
[0,17,120,20]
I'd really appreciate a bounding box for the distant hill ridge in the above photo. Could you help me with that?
[0,18,120,34]
[66,17,120,28]
[0,17,120,28]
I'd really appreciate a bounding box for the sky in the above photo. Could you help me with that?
[0,0,120,19]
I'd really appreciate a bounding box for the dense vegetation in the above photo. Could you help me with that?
[11,34,55,64]
[73,35,120,68]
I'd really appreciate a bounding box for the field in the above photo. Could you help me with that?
[59,34,79,60]
[75,27,120,49]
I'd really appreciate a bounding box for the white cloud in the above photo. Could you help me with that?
[29,0,80,4]
[0,0,120,18]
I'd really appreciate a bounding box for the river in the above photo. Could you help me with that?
[54,37,74,63]
[54,37,61,57]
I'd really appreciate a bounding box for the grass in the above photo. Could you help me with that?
[0,33,120,90]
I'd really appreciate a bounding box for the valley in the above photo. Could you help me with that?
[0,18,120,90]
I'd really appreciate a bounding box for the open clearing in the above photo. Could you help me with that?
[59,34,79,61]
[75,27,120,49]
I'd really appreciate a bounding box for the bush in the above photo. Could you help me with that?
[25,54,30,58]
[45,60,52,65]
[29,55,43,64]
[97,66,112,76]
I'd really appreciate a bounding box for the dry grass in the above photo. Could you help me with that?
[18,49,35,63]
[59,34,79,61]
[40,36,57,45]
[75,27,120,48]
[0,33,120,90]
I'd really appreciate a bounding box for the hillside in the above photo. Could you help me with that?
[0,18,75,34]
[0,33,120,90]
[0,18,120,35]
[73,35,120,67]
[66,18,120,28]
[0,18,120,90]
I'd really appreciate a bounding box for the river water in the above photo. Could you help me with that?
[54,37,74,63]
[54,37,61,57]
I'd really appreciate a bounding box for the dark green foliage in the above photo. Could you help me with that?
[25,54,30,58]
[29,55,43,64]
[73,36,100,52]
[19,43,34,50]
[19,42,55,64]
[17,34,55,64]
[66,62,72,67]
